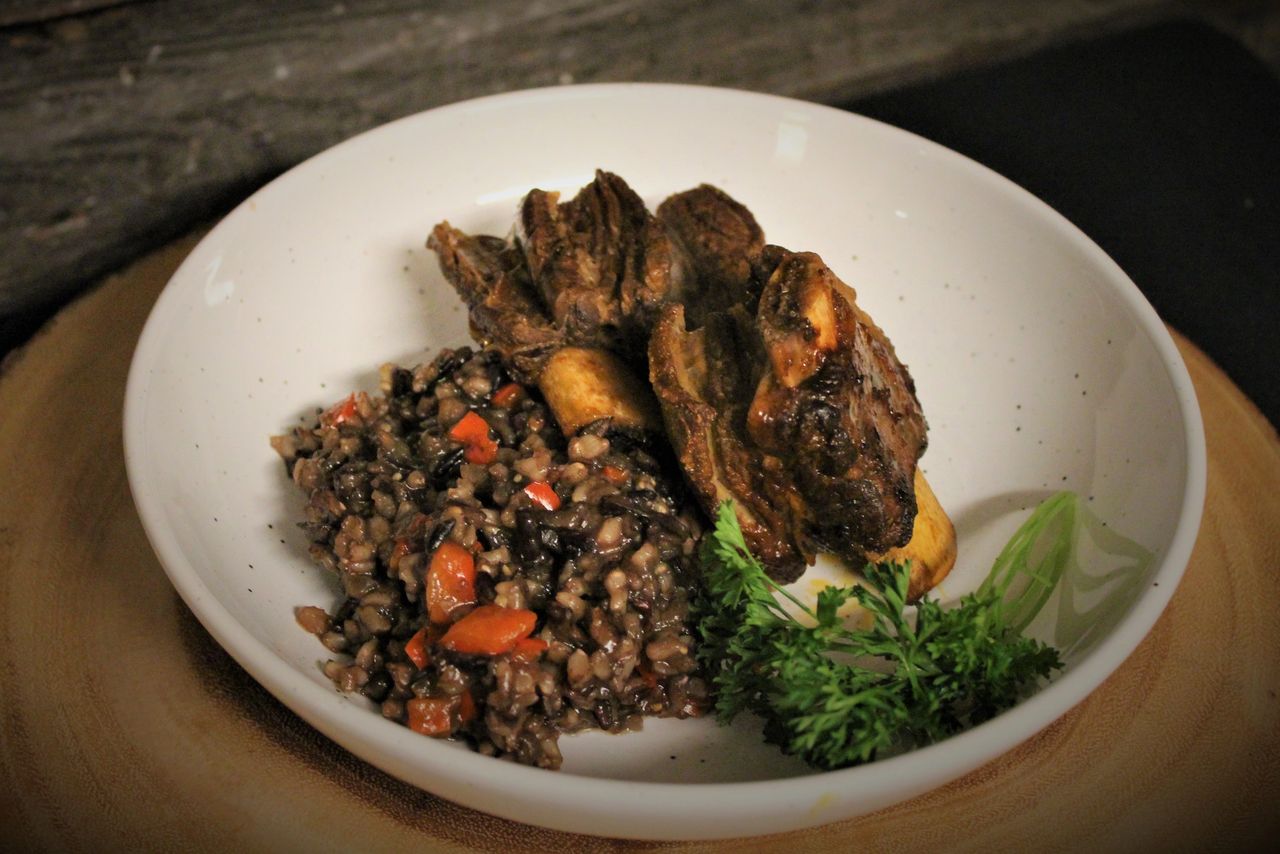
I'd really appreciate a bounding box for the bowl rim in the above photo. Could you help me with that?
[123,81,1207,838]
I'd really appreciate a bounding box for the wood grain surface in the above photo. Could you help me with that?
[5,0,1280,324]
[1,236,1278,851]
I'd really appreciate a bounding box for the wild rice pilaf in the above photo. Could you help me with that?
[271,347,706,768]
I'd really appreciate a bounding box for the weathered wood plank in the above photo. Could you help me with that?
[0,0,1272,318]
[0,0,136,29]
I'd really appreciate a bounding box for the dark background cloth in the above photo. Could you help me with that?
[853,20,1279,426]
[4,19,1276,426]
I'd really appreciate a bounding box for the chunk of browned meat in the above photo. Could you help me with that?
[650,247,927,577]
[429,172,680,442]
[649,304,811,580]
[427,222,563,382]
[431,171,693,375]
[515,170,692,363]
[748,249,927,558]
[656,184,767,324]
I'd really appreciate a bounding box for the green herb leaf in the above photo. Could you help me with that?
[695,495,1076,770]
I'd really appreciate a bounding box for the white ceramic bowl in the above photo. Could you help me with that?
[124,84,1205,839]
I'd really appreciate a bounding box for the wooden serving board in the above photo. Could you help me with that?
[2,236,1278,851]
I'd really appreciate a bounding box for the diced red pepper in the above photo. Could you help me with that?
[440,605,537,655]
[522,480,560,511]
[321,393,360,428]
[404,626,431,669]
[426,541,476,625]
[510,636,549,662]
[491,382,524,409]
[406,697,455,737]
[448,411,498,464]
[457,690,477,724]
[600,465,628,486]
[463,441,497,465]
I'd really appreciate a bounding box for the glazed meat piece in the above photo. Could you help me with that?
[650,245,930,579]
[429,223,664,438]
[430,170,692,376]
[427,223,563,383]
[429,171,678,440]
[656,185,766,324]
[649,304,812,580]
[747,249,927,557]
[513,170,693,363]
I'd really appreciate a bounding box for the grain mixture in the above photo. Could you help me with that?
[271,347,706,768]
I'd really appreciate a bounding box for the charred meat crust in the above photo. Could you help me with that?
[649,247,927,570]
[427,222,562,382]
[747,247,926,558]
[656,184,767,325]
[431,170,693,379]
[516,185,622,347]
[747,250,927,557]
[514,170,692,364]
[648,304,810,581]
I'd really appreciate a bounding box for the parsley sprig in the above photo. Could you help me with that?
[695,495,1076,770]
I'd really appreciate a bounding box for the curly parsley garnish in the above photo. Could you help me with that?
[695,494,1078,770]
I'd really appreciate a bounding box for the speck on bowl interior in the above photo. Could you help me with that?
[123,84,1205,840]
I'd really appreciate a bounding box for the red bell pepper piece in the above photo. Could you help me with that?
[521,480,560,511]
[404,626,431,669]
[426,541,476,625]
[439,605,537,655]
[490,382,524,409]
[448,411,498,464]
